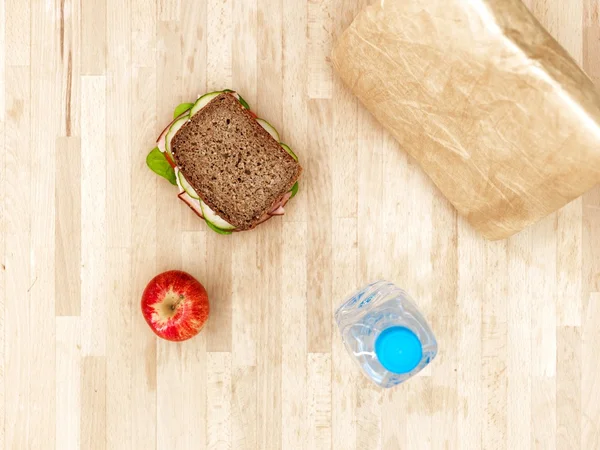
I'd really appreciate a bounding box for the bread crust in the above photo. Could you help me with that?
[171,93,302,230]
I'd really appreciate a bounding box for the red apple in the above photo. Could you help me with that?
[141,270,209,341]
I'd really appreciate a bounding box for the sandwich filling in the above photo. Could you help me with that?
[147,90,300,234]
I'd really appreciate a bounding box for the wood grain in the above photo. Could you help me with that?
[55,137,81,315]
[2,0,600,449]
[56,317,81,449]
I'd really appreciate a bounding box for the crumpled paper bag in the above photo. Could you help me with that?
[332,0,600,240]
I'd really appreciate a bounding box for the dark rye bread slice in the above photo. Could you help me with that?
[171,93,302,230]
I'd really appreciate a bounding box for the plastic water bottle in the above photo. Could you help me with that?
[335,281,438,388]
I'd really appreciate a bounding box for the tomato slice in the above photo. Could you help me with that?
[164,151,176,168]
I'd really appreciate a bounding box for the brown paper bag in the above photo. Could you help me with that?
[332,0,600,240]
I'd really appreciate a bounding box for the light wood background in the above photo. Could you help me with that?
[1,0,599,448]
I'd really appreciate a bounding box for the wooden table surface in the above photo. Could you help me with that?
[2,0,600,449]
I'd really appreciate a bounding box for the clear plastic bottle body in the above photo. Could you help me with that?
[335,281,438,388]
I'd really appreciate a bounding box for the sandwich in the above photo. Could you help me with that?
[147,90,302,234]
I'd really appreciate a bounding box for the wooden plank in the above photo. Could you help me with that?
[456,221,484,449]
[81,357,107,450]
[132,0,156,68]
[506,229,534,450]
[156,342,187,449]
[231,366,257,450]
[307,353,332,450]
[355,380,382,450]
[207,352,232,449]
[583,0,600,86]
[56,317,81,449]
[281,222,308,450]
[531,377,557,449]
[556,199,583,327]
[81,0,106,74]
[80,76,107,356]
[58,0,81,137]
[357,103,384,281]
[0,1,3,124]
[308,0,334,99]
[582,294,600,449]
[159,0,180,21]
[106,0,132,249]
[255,223,284,450]
[307,99,333,353]
[29,0,59,444]
[429,183,459,450]
[0,73,4,450]
[231,232,258,367]
[105,249,132,449]
[481,240,508,449]
[55,137,81,316]
[4,64,31,450]
[207,0,233,91]
[202,232,233,352]
[556,327,582,450]
[232,0,256,102]
[407,380,433,450]
[531,215,558,378]
[5,0,30,66]
[382,387,407,450]
[583,188,600,297]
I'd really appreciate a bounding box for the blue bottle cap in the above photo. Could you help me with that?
[375,327,423,374]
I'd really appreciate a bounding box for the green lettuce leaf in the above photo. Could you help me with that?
[290,182,299,199]
[146,147,177,185]
[174,103,194,118]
